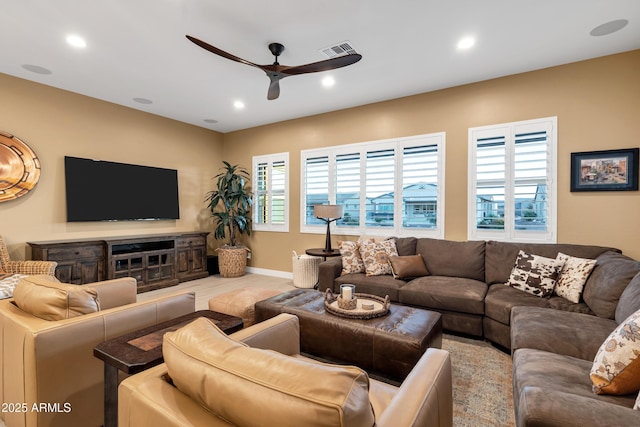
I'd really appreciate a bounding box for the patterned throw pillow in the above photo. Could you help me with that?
[358,238,398,276]
[338,241,365,275]
[554,252,597,303]
[506,250,564,297]
[591,308,640,395]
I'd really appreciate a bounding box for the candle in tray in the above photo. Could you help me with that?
[340,284,355,300]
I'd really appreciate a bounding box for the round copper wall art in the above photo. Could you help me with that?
[0,131,41,202]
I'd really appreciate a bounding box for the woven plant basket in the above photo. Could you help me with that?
[216,246,248,278]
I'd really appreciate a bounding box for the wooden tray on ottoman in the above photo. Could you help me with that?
[324,289,390,319]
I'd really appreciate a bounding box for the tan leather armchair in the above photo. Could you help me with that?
[0,276,195,427]
[0,236,56,276]
[119,313,453,427]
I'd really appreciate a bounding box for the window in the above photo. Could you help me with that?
[253,152,289,232]
[301,132,445,238]
[468,117,557,242]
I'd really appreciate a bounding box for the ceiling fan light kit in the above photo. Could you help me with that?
[186,35,362,100]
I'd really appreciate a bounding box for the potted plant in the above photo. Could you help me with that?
[206,161,252,277]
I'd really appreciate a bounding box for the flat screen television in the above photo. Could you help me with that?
[64,156,180,222]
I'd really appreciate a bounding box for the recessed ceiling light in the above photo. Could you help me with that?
[590,19,629,37]
[133,97,153,104]
[457,36,475,50]
[66,34,87,48]
[204,119,219,124]
[21,64,52,75]
[234,101,245,110]
[322,76,335,87]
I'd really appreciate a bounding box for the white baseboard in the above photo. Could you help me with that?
[246,267,293,279]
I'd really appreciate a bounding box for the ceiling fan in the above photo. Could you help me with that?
[186,35,362,100]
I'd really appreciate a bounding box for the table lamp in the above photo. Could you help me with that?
[314,204,344,253]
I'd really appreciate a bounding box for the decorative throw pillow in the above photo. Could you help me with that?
[359,238,398,276]
[164,317,375,427]
[591,308,640,395]
[338,241,365,275]
[554,252,597,303]
[13,275,99,321]
[389,254,429,279]
[506,250,564,297]
[635,391,640,410]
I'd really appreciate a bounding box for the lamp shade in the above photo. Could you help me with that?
[314,204,344,219]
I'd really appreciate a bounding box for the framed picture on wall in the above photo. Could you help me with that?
[570,148,639,192]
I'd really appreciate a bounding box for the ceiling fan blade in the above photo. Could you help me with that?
[282,53,362,75]
[186,35,264,69]
[267,75,281,100]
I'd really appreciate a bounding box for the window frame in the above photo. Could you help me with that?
[467,117,557,243]
[252,152,289,232]
[300,132,445,238]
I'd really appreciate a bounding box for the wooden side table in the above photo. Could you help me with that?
[305,248,341,260]
[94,310,243,427]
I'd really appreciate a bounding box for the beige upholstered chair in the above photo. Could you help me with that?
[0,276,195,427]
[119,313,453,427]
[0,236,56,276]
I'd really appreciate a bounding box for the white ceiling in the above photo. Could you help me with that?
[1,1,639,133]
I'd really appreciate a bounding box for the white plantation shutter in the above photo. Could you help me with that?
[252,153,289,232]
[513,130,549,233]
[468,117,557,242]
[301,132,445,238]
[304,156,329,225]
[401,143,441,229]
[474,134,507,231]
[366,149,395,228]
[335,153,361,227]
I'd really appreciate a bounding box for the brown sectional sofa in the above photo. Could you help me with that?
[318,237,633,348]
[511,270,640,426]
[318,237,640,426]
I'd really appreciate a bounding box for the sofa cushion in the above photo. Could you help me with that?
[164,317,375,427]
[513,349,637,425]
[393,237,417,256]
[12,275,100,321]
[338,240,365,274]
[485,284,551,325]
[616,273,640,324]
[591,308,640,395]
[506,250,564,298]
[359,238,398,276]
[484,241,619,285]
[510,306,615,361]
[415,238,485,281]
[555,253,597,303]
[389,254,429,279]
[335,273,405,301]
[583,251,640,319]
[399,276,487,315]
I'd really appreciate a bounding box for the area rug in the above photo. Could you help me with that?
[442,334,515,427]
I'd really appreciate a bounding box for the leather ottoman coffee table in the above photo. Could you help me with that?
[255,288,442,382]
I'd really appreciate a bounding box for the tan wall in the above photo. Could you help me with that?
[223,50,640,272]
[0,73,224,259]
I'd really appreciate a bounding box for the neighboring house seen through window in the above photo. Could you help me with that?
[301,133,445,238]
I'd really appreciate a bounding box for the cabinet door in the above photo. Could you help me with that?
[176,248,190,275]
[190,246,206,273]
[54,261,75,283]
[78,258,103,283]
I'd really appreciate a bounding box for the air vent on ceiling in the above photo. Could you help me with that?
[320,41,358,58]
